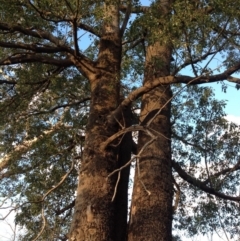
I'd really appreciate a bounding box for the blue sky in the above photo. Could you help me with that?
[139,0,240,119]
[207,81,240,117]
[1,1,239,240]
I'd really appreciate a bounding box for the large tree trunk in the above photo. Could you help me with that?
[68,3,126,241]
[128,40,173,240]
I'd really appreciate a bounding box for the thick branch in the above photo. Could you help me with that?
[55,200,75,215]
[77,23,101,37]
[107,75,174,124]
[173,132,240,185]
[172,159,240,202]
[120,2,132,36]
[100,125,147,151]
[73,20,80,56]
[0,41,69,53]
[0,22,71,49]
[119,5,149,13]
[0,79,16,85]
[0,123,70,172]
[108,65,240,125]
[0,53,73,66]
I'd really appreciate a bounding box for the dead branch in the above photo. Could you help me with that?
[0,122,71,172]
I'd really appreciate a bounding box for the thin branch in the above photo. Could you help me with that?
[27,0,71,22]
[108,154,138,179]
[214,197,230,241]
[111,171,121,202]
[0,206,18,221]
[173,49,219,75]
[101,125,146,150]
[172,159,240,202]
[123,37,145,54]
[109,129,157,199]
[173,176,181,212]
[40,159,75,203]
[4,158,75,221]
[183,29,198,76]
[64,0,74,14]
[202,159,240,185]
[172,131,240,189]
[173,16,229,75]
[27,97,90,116]
[172,131,210,152]
[32,206,46,241]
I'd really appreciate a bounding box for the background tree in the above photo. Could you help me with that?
[0,0,240,241]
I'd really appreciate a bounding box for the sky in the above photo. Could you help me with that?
[1,1,240,240]
[208,81,240,117]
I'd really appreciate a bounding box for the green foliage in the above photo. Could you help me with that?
[0,0,240,240]
[172,85,240,238]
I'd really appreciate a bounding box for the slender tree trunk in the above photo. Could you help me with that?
[128,41,173,241]
[68,2,126,241]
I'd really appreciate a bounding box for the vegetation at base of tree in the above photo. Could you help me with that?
[0,0,240,240]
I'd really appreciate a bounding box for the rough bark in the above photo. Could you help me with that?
[128,21,173,241]
[68,2,124,241]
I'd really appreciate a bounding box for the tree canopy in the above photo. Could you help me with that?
[0,0,240,240]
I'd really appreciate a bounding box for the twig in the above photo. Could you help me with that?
[173,176,181,212]
[137,158,151,196]
[214,197,230,241]
[135,136,158,196]
[109,131,156,199]
[111,172,121,202]
[109,155,138,202]
[32,205,46,241]
[108,155,138,178]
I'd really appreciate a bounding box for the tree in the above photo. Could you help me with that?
[0,0,240,240]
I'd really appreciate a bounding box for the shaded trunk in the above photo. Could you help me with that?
[113,105,133,241]
[68,3,126,241]
[128,41,173,240]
